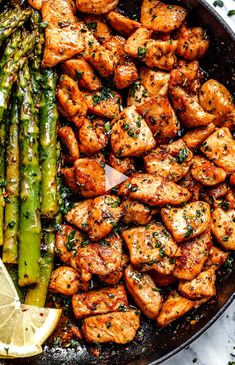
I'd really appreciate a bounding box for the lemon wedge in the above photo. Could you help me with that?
[0,259,62,358]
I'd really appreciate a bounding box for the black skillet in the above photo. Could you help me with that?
[0,0,235,364]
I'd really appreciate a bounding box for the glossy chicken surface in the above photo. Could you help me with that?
[38,0,235,347]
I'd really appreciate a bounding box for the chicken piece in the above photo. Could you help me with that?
[144,139,193,182]
[104,34,126,57]
[169,60,202,92]
[84,16,112,43]
[230,173,235,186]
[78,117,108,155]
[191,156,227,186]
[199,79,235,128]
[176,24,209,60]
[161,202,211,243]
[137,97,180,144]
[170,87,215,128]
[127,81,149,108]
[76,235,122,278]
[114,62,138,89]
[140,67,170,98]
[141,256,176,275]
[61,167,80,192]
[82,310,140,344]
[84,89,121,119]
[109,154,135,175]
[27,0,42,10]
[124,27,152,58]
[211,208,235,250]
[107,11,141,37]
[203,246,228,271]
[183,123,216,150]
[141,0,187,33]
[173,232,210,280]
[57,75,88,127]
[76,0,119,14]
[179,268,216,300]
[122,199,152,225]
[61,58,102,91]
[42,0,84,67]
[99,254,129,285]
[72,285,128,319]
[65,200,93,233]
[125,265,162,319]
[201,183,228,206]
[49,266,87,296]
[87,195,123,241]
[151,271,177,287]
[58,126,79,162]
[111,105,156,157]
[156,291,194,327]
[55,224,83,265]
[180,172,202,201]
[119,173,191,207]
[145,39,178,71]
[200,128,235,173]
[74,157,105,198]
[122,223,178,266]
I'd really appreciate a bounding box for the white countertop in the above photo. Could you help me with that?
[163,2,235,364]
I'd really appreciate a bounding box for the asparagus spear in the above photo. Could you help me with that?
[40,69,58,218]
[0,7,32,43]
[2,96,20,263]
[0,114,6,246]
[0,29,21,74]
[18,61,41,287]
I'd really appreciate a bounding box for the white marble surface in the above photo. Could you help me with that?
[162,2,235,364]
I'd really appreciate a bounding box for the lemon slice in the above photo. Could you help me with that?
[0,259,62,358]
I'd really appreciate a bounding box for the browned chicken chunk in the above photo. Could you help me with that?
[156,291,194,327]
[49,266,88,295]
[84,89,121,119]
[127,81,149,108]
[74,157,105,198]
[180,172,202,201]
[107,11,141,37]
[140,67,170,97]
[141,0,187,33]
[76,0,119,14]
[203,246,228,271]
[142,256,176,276]
[58,126,79,162]
[183,123,216,150]
[83,16,112,44]
[122,199,152,225]
[124,27,152,58]
[161,202,211,242]
[200,128,235,173]
[145,40,178,71]
[61,167,80,192]
[61,58,102,91]
[211,208,235,250]
[173,232,210,280]
[114,62,138,89]
[125,264,162,319]
[27,0,42,10]
[65,200,93,233]
[109,154,135,175]
[178,268,216,299]
[82,310,140,344]
[72,285,128,319]
[111,106,156,157]
[55,224,83,265]
[78,117,108,155]
[99,254,129,285]
[42,0,84,67]
[176,24,209,60]
[191,156,227,186]
[119,173,191,206]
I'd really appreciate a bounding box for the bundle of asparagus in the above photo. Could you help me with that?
[0,5,59,307]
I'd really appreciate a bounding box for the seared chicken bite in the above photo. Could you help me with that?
[83,16,112,44]
[27,0,42,10]
[82,310,140,344]
[61,58,102,91]
[119,173,191,206]
[61,167,80,192]
[191,156,227,186]
[72,285,128,319]
[141,0,187,33]
[180,172,202,202]
[57,75,88,127]
[87,195,123,241]
[74,157,105,198]
[142,256,176,276]
[78,117,108,155]
[203,246,228,271]
[156,291,194,327]
[200,128,235,173]
[65,200,93,233]
[114,62,138,89]
[107,11,141,37]
[42,0,84,67]
[124,27,152,58]
[122,223,178,266]
[211,208,235,250]
[127,81,149,108]
[173,232,210,280]
[122,199,152,225]
[161,202,211,242]
[84,89,121,119]
[140,67,170,98]
[111,105,156,157]
[183,123,216,150]
[176,24,209,60]
[137,96,180,144]
[58,126,79,162]
[199,79,235,128]
[109,154,135,175]
[178,268,216,300]
[99,253,129,285]
[49,266,88,295]
[55,224,83,265]
[76,0,119,14]
[125,264,162,319]
[145,40,178,71]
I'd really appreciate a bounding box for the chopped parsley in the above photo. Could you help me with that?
[178,147,188,164]
[87,22,97,31]
[127,182,138,192]
[228,10,235,16]
[184,225,194,238]
[66,231,76,251]
[93,88,115,106]
[213,0,223,7]
[137,46,147,58]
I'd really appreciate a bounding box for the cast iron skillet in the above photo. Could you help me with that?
[1,1,235,364]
